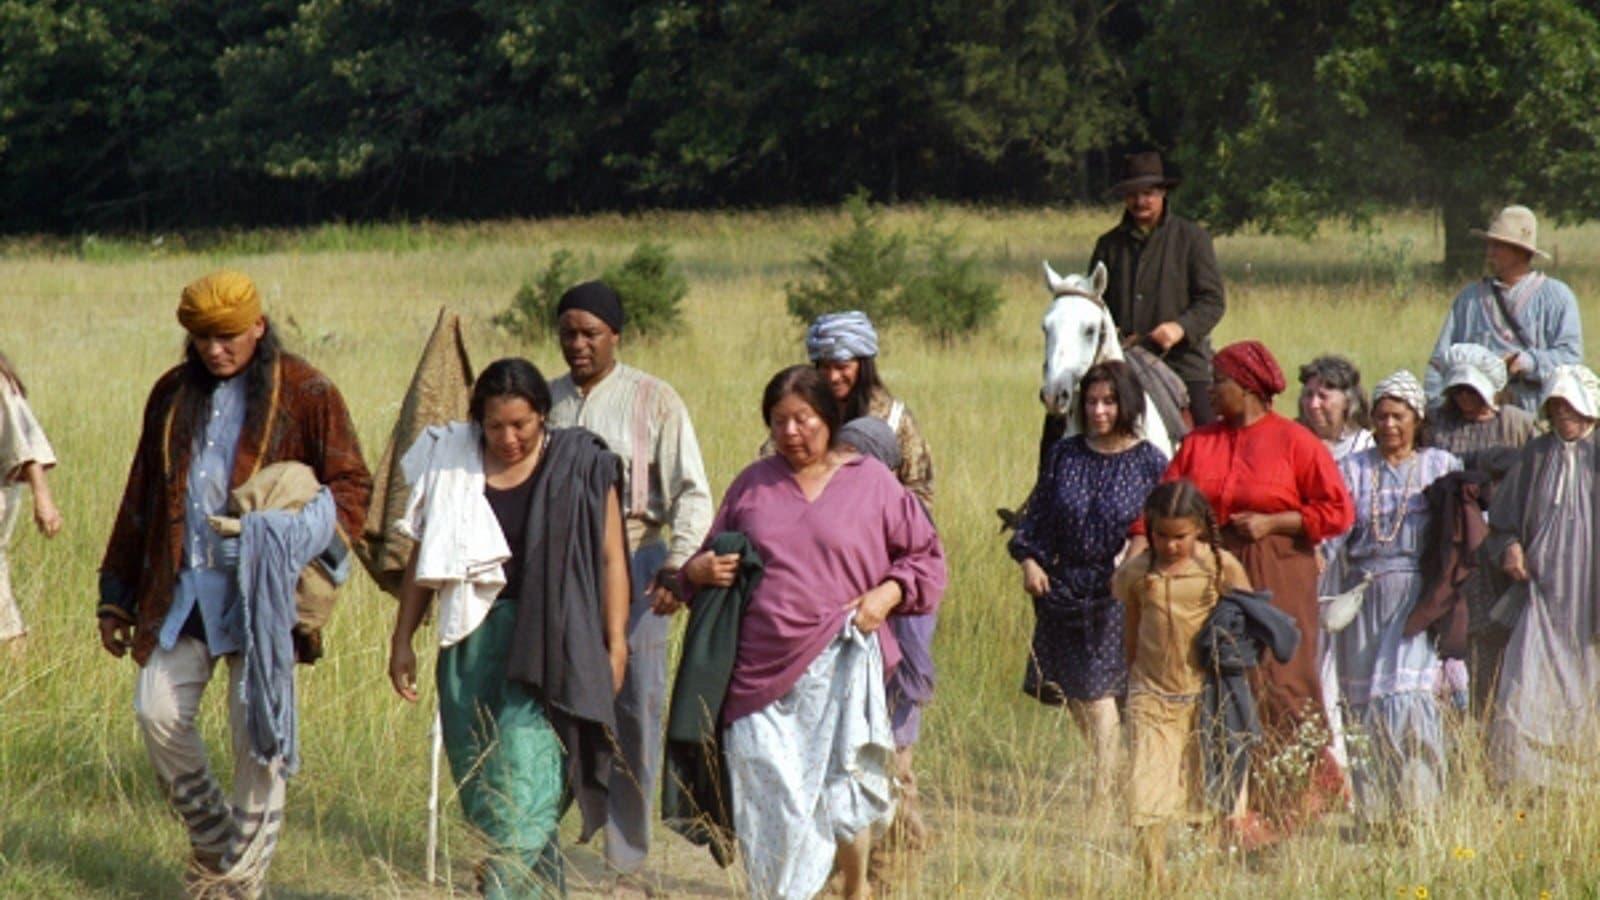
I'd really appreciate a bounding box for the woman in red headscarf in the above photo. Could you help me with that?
[1138,340,1354,838]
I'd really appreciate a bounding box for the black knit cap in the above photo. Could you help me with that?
[556,281,625,334]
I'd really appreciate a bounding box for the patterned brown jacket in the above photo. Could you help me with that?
[98,350,372,665]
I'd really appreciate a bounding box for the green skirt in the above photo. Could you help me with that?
[438,600,568,898]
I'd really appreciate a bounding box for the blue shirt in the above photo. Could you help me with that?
[1426,272,1583,413]
[158,377,247,654]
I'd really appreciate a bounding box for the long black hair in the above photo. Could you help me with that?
[471,357,553,422]
[832,356,886,421]
[174,322,281,452]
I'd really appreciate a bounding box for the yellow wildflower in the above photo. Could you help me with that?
[1452,846,1477,861]
[1414,887,1430,899]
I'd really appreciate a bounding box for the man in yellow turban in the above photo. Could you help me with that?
[175,270,267,378]
[97,270,373,897]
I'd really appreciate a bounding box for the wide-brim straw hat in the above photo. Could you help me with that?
[1109,151,1180,196]
[1471,205,1550,259]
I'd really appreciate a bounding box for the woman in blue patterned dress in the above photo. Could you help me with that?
[1010,361,1168,812]
[1329,371,1459,822]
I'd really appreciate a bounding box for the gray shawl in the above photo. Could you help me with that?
[1196,588,1301,814]
[503,426,625,841]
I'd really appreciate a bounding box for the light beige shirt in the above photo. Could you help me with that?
[548,362,713,569]
[0,379,54,484]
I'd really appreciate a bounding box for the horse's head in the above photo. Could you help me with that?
[1040,260,1116,416]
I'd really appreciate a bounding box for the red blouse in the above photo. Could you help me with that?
[1141,412,1354,542]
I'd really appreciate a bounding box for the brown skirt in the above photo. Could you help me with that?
[1227,531,1343,824]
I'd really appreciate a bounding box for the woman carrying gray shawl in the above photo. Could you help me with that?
[388,358,631,898]
[1483,365,1600,789]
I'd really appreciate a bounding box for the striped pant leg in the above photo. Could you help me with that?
[221,652,288,893]
[134,638,239,860]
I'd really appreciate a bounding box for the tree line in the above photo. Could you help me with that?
[4,0,1599,267]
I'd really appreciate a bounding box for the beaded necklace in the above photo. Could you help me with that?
[1369,452,1419,545]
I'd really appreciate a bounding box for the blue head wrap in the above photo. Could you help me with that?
[806,311,879,362]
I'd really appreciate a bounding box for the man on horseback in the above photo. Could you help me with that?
[1090,151,1227,424]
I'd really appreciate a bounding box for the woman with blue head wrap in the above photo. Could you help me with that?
[804,312,932,505]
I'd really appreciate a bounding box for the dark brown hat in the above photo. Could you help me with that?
[1110,151,1179,195]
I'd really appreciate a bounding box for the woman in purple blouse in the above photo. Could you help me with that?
[675,365,947,900]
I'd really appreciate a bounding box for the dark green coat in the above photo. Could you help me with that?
[661,531,763,867]
[1089,210,1226,383]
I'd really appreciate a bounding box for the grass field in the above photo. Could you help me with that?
[4,206,1600,898]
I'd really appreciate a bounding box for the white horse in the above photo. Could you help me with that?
[1040,260,1175,459]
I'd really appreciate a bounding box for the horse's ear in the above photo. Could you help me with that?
[1091,261,1108,299]
[1042,260,1069,298]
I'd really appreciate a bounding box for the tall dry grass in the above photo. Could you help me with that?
[3,207,1600,897]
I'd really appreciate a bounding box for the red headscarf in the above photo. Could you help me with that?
[1213,340,1286,400]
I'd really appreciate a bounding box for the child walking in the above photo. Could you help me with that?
[1112,480,1249,883]
[0,352,60,651]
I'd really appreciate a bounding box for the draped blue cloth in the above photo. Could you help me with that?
[233,488,337,775]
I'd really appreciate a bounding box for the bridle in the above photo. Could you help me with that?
[1048,287,1115,364]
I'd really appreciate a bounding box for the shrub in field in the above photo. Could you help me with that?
[897,229,1002,344]
[496,243,686,340]
[602,241,687,337]
[494,250,575,340]
[786,190,909,326]
[787,191,1000,343]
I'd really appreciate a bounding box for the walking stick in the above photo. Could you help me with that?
[426,707,443,884]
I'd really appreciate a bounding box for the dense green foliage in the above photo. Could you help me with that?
[5,0,1600,263]
[0,0,1131,230]
[1142,0,1600,270]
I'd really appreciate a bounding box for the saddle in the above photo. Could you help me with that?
[1121,345,1192,441]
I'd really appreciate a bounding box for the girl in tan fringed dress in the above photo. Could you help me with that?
[1114,480,1251,884]
[0,352,61,651]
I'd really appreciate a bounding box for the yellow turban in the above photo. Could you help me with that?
[178,270,262,336]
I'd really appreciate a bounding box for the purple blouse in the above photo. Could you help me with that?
[700,454,947,723]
